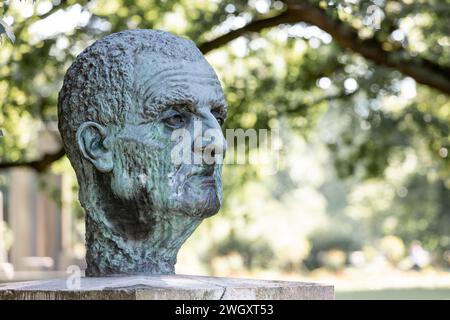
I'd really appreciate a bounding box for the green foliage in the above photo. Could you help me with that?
[304,223,362,270]
[204,229,275,272]
[0,0,449,271]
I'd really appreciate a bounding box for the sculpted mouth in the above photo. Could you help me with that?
[199,176,215,187]
[187,165,216,187]
[190,164,215,177]
[176,165,217,189]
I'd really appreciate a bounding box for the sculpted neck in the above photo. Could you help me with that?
[82,188,203,276]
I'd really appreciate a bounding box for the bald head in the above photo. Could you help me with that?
[58,29,217,163]
[57,29,227,275]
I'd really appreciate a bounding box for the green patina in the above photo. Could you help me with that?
[57,29,227,276]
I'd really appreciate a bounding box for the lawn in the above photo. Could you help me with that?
[336,287,450,300]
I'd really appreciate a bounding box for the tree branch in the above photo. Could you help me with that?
[2,1,448,173]
[286,88,358,115]
[199,10,300,54]
[199,1,450,95]
[0,147,66,173]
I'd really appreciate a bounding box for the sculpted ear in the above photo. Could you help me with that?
[76,121,113,173]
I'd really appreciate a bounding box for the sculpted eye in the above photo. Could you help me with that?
[163,111,185,128]
[212,109,225,126]
[215,116,224,126]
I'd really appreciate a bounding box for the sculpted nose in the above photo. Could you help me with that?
[193,134,225,157]
[192,111,226,158]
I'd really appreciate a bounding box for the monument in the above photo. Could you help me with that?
[0,30,333,299]
[58,29,227,276]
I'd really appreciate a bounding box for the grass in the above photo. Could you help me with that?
[336,287,450,300]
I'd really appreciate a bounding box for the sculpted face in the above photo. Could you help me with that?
[76,54,227,235]
[110,55,227,220]
[59,30,227,275]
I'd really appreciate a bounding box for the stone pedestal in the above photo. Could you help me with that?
[0,275,334,300]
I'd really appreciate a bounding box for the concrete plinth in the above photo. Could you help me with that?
[0,275,334,300]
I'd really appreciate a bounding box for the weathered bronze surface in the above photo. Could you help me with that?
[58,29,227,276]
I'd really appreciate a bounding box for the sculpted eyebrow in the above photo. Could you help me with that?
[141,87,226,119]
[143,90,196,106]
[211,98,227,112]
[162,94,198,111]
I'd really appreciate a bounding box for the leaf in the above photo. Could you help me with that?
[0,19,15,44]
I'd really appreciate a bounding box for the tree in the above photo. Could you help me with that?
[0,0,449,171]
[0,0,449,266]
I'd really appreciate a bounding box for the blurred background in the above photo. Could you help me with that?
[0,0,449,299]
